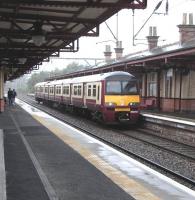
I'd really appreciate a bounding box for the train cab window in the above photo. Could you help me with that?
[88,85,91,96]
[122,81,138,94]
[93,85,96,97]
[106,81,121,94]
[106,80,138,95]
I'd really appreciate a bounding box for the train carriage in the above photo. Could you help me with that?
[35,82,46,102]
[35,71,140,124]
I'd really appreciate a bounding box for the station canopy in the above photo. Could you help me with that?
[0,0,147,80]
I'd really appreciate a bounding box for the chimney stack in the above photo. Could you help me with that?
[178,13,195,45]
[114,41,124,60]
[104,45,112,63]
[146,26,159,50]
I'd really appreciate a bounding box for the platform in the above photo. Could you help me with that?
[141,110,195,124]
[0,99,195,200]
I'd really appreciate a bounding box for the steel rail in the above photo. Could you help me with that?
[109,128,195,161]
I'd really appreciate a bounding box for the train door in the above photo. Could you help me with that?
[96,82,102,105]
[54,85,56,101]
[83,83,87,107]
[70,84,73,105]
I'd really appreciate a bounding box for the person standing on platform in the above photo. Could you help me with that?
[7,88,13,106]
[12,89,17,105]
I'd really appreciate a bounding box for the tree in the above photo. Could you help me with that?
[26,62,89,93]
[27,71,50,93]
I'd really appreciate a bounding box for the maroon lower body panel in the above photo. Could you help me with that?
[102,108,139,124]
[62,96,71,105]
[72,97,84,107]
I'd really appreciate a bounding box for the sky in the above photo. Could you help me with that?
[38,0,195,72]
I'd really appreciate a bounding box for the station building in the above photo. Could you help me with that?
[53,13,195,113]
[139,13,195,112]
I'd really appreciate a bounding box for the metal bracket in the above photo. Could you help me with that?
[61,39,79,52]
[32,65,39,70]
[129,0,147,9]
[83,25,99,37]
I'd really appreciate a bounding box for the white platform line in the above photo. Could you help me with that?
[9,112,59,200]
[142,113,195,126]
[0,129,7,200]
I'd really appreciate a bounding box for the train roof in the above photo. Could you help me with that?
[35,71,134,87]
[34,82,47,87]
[71,71,134,84]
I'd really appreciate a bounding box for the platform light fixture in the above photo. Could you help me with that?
[32,21,46,46]
[18,58,27,64]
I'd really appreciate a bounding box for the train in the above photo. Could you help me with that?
[35,71,140,124]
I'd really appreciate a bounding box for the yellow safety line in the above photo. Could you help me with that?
[32,115,161,200]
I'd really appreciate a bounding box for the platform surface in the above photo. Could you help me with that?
[0,99,195,200]
[141,110,195,125]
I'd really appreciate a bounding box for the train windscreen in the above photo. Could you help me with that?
[106,80,138,95]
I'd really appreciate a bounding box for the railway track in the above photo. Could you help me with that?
[113,128,195,160]
[18,95,195,188]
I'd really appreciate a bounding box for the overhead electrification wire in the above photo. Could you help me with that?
[133,0,165,40]
[104,21,118,41]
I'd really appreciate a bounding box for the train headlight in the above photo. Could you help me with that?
[105,102,117,107]
[129,102,139,107]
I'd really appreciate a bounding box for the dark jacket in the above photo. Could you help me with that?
[13,91,17,98]
[8,90,13,99]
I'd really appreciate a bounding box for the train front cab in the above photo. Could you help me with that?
[102,74,140,124]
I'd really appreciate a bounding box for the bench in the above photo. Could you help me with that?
[140,99,155,110]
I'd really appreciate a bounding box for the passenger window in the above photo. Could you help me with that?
[67,87,69,95]
[63,86,66,94]
[93,85,96,97]
[78,85,82,96]
[74,86,78,95]
[88,85,91,96]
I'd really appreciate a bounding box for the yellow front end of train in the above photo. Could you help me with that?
[103,77,140,123]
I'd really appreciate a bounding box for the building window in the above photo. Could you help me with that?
[148,73,156,96]
[165,69,173,98]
